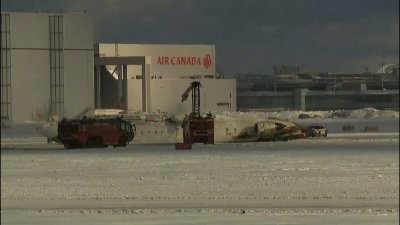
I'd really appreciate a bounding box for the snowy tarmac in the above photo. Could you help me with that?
[1,135,399,225]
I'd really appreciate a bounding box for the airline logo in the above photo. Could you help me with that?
[203,54,211,69]
[157,53,212,69]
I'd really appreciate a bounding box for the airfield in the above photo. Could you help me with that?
[1,136,399,225]
[1,109,399,225]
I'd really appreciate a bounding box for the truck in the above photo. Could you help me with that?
[57,116,135,149]
[181,112,215,145]
[304,124,328,137]
[175,81,215,150]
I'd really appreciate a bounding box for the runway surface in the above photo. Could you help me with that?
[1,136,399,224]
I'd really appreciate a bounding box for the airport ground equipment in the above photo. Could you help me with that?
[175,81,215,150]
[57,116,135,148]
[305,124,328,137]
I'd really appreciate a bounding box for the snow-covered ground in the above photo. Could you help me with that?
[1,108,399,224]
[1,139,399,224]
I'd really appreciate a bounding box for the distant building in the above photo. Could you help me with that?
[235,65,399,111]
[95,43,236,114]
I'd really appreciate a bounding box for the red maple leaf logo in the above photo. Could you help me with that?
[203,54,211,69]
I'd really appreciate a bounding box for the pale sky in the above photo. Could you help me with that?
[2,0,399,74]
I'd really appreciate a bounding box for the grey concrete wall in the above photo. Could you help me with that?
[294,89,307,111]
[61,13,95,118]
[10,13,49,49]
[237,92,294,110]
[3,12,94,122]
[63,14,94,50]
[11,50,50,121]
[306,91,399,110]
[63,50,94,118]
[237,90,399,111]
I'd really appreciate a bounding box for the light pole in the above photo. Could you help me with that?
[380,62,385,91]
[334,74,336,92]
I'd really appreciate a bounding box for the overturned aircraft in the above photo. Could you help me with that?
[215,117,305,143]
[36,111,305,144]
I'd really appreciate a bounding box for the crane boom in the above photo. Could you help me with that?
[181,81,201,117]
[176,81,214,150]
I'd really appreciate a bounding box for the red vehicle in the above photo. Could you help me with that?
[182,113,215,145]
[176,82,215,150]
[57,116,135,149]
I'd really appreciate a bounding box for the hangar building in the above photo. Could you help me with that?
[1,12,236,122]
[95,43,236,114]
[1,12,94,122]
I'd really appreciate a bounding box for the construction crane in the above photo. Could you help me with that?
[176,81,214,150]
[181,81,201,117]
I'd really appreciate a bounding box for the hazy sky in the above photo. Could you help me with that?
[2,0,399,74]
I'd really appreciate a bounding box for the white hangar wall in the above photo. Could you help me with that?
[127,79,236,114]
[59,13,95,119]
[97,43,236,114]
[6,13,50,122]
[63,50,94,118]
[97,43,216,78]
[11,50,50,122]
[0,12,94,122]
